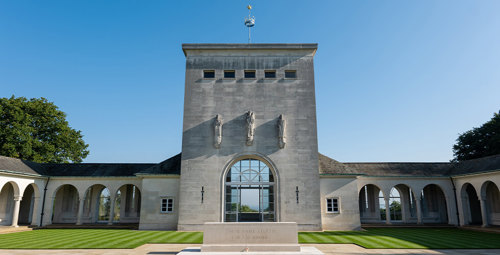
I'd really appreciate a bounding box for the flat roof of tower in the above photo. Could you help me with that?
[182,43,318,56]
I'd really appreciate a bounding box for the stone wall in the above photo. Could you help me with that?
[178,44,322,230]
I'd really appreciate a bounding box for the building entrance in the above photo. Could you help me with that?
[224,159,275,222]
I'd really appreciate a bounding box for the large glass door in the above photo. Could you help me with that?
[224,159,275,222]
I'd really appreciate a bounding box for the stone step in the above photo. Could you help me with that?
[36,223,138,230]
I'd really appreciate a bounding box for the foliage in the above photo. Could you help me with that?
[389,200,402,220]
[0,96,89,163]
[453,111,500,161]
[239,204,258,212]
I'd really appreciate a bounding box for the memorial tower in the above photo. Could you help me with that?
[177,43,322,231]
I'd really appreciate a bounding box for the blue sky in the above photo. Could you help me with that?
[1,1,499,163]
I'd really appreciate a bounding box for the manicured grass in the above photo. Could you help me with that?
[0,229,203,249]
[0,228,499,249]
[299,228,500,249]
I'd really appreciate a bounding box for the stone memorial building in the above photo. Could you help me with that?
[1,44,499,231]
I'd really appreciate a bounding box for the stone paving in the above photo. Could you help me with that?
[0,226,30,234]
[1,244,500,255]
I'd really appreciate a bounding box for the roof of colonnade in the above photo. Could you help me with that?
[1,152,499,178]
[0,153,181,177]
[319,153,500,177]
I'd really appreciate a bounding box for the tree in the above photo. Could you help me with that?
[0,96,89,163]
[453,111,500,161]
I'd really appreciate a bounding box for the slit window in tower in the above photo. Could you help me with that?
[204,70,215,79]
[244,70,256,79]
[224,70,236,79]
[264,70,276,79]
[285,70,297,79]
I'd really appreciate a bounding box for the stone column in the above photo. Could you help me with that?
[108,195,116,225]
[11,196,22,227]
[480,197,489,227]
[76,197,85,225]
[384,198,391,224]
[30,197,40,226]
[416,197,423,224]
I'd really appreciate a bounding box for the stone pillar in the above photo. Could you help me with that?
[480,197,489,227]
[416,197,423,225]
[31,197,40,226]
[108,195,116,225]
[11,196,22,227]
[384,198,391,224]
[76,197,85,225]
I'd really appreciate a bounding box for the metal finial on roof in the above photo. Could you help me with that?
[244,3,255,43]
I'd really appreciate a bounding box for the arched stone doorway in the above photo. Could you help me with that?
[18,184,38,225]
[388,187,402,221]
[224,158,276,222]
[390,184,417,223]
[0,182,17,225]
[81,184,108,224]
[461,183,482,225]
[421,184,448,224]
[482,181,500,226]
[52,184,79,224]
[358,184,384,223]
[97,187,111,223]
[114,184,141,223]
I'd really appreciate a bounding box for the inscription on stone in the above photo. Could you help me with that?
[227,228,278,242]
[201,222,300,252]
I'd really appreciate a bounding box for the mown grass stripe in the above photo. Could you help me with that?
[297,232,316,243]
[0,228,499,249]
[148,231,179,243]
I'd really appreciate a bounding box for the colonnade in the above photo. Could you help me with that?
[359,179,500,227]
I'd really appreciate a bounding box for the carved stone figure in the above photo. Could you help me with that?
[214,114,223,148]
[246,111,255,146]
[278,114,286,149]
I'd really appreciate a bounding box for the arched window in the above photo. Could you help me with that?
[98,188,111,222]
[224,159,275,222]
[389,188,402,221]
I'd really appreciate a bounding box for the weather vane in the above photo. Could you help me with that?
[244,4,255,43]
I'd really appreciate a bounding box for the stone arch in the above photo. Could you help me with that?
[359,184,385,223]
[221,154,278,222]
[481,181,500,226]
[389,184,418,223]
[2,181,20,197]
[460,183,482,225]
[52,184,79,224]
[80,184,108,224]
[0,182,19,225]
[114,184,141,223]
[421,184,449,224]
[18,183,39,225]
[220,152,281,187]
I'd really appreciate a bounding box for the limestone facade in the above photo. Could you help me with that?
[1,44,499,231]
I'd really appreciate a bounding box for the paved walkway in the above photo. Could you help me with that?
[1,244,500,255]
[0,226,31,235]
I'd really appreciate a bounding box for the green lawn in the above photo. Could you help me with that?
[0,228,499,249]
[0,229,203,249]
[299,228,500,249]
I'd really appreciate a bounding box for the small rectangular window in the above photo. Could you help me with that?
[224,70,235,79]
[203,70,215,79]
[244,70,256,79]
[285,70,297,79]
[161,198,174,213]
[264,70,276,79]
[326,198,339,213]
